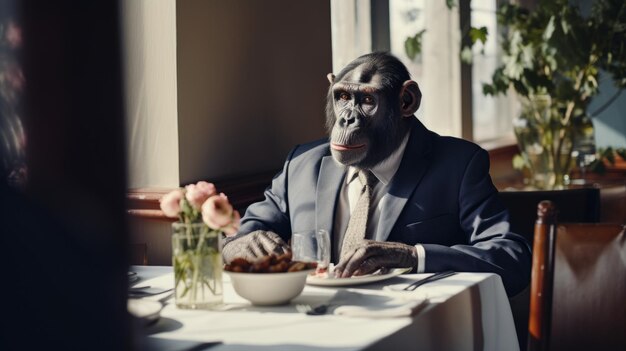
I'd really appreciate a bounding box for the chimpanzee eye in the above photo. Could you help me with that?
[362,95,375,105]
[339,92,350,101]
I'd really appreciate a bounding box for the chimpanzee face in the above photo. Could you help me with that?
[325,53,421,169]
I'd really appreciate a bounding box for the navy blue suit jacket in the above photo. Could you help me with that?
[237,118,531,296]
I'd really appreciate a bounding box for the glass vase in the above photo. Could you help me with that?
[171,222,223,309]
[513,94,575,190]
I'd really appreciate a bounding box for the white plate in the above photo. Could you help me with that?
[128,299,162,324]
[128,271,140,284]
[306,268,411,287]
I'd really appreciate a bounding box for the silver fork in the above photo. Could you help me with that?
[403,271,455,291]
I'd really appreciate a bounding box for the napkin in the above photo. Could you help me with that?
[330,290,428,318]
[334,300,428,318]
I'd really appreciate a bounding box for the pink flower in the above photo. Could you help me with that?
[222,210,241,237]
[201,193,240,235]
[185,181,216,209]
[160,189,183,218]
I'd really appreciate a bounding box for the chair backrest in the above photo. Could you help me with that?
[498,187,601,245]
[528,200,626,351]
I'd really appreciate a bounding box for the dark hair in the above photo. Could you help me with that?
[334,52,412,96]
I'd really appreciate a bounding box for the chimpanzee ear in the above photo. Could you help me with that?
[400,80,421,117]
[327,73,335,85]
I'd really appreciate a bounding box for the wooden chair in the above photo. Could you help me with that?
[528,200,626,351]
[499,188,601,351]
[498,187,601,245]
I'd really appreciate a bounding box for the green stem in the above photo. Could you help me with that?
[203,278,216,295]
[190,226,209,303]
[185,218,192,247]
[559,70,584,136]
[174,224,222,306]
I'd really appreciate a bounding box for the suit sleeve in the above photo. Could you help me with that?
[421,148,532,296]
[226,147,297,245]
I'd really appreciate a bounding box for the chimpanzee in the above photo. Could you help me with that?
[223,52,530,297]
[325,53,420,169]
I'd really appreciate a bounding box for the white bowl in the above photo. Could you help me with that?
[128,299,162,325]
[225,269,313,306]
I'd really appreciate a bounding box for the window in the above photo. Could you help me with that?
[470,0,516,142]
[389,0,425,122]
[331,0,516,143]
[330,0,372,73]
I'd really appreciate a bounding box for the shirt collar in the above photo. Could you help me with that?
[346,133,410,186]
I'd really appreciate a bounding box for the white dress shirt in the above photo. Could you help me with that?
[332,134,425,272]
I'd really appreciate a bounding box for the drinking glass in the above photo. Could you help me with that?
[571,143,597,185]
[291,229,331,270]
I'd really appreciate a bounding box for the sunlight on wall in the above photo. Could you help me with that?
[122,0,179,188]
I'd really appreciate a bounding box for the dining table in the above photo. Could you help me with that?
[130,266,519,351]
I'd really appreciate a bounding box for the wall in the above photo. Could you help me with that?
[176,0,332,184]
[589,72,626,149]
[578,0,626,149]
[421,0,462,138]
[124,0,332,265]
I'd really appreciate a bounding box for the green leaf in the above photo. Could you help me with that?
[445,0,456,10]
[469,26,488,45]
[460,46,473,64]
[560,16,570,35]
[504,59,524,80]
[543,49,558,71]
[404,39,419,61]
[483,67,510,96]
[482,83,496,96]
[521,45,535,68]
[404,29,426,61]
[512,154,528,170]
[543,16,556,41]
[512,79,530,97]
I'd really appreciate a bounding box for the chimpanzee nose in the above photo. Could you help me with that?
[344,110,360,126]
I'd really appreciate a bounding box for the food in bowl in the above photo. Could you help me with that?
[224,253,317,273]
[224,254,317,305]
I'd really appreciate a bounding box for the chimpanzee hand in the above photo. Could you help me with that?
[334,240,417,278]
[222,230,290,263]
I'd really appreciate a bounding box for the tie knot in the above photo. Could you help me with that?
[357,170,377,189]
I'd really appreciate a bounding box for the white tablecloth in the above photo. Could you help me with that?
[131,266,519,351]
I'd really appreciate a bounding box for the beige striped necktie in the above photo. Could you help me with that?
[340,170,377,259]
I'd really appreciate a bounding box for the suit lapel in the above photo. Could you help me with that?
[375,119,433,242]
[316,156,346,235]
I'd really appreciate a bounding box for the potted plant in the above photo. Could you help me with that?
[480,0,626,189]
[406,0,626,189]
